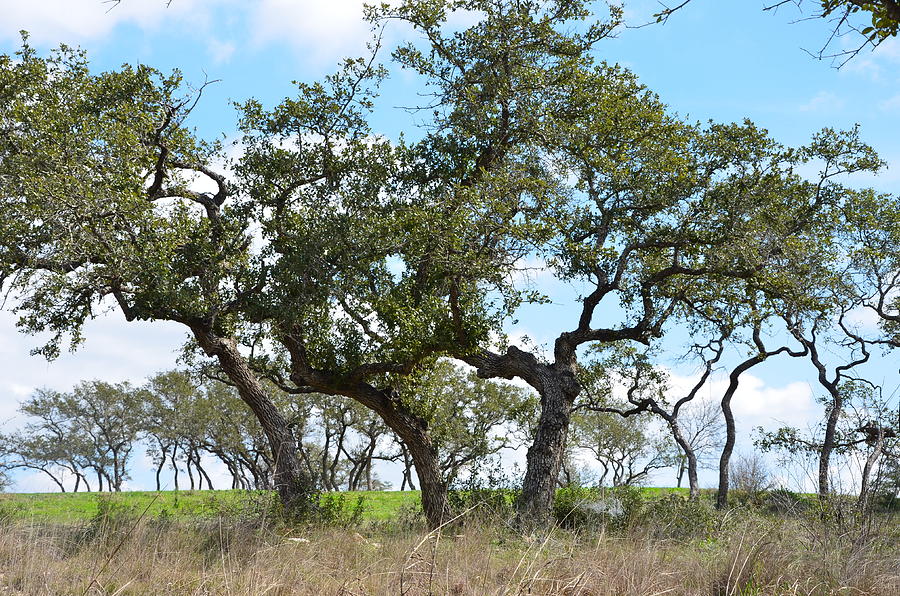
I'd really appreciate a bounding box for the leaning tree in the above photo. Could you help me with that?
[0,0,890,525]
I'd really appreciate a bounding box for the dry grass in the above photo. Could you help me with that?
[0,509,896,595]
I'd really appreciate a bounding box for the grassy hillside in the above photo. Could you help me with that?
[0,486,895,594]
[0,489,423,522]
[0,487,698,523]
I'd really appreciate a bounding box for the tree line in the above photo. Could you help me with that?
[1,0,899,528]
[0,363,538,495]
[3,357,896,518]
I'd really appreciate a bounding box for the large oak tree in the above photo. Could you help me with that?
[0,0,889,525]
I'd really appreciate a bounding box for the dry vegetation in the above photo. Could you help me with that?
[0,497,897,596]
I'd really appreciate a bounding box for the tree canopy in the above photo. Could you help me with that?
[0,0,897,523]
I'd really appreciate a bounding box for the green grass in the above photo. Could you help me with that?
[0,489,423,522]
[0,486,696,523]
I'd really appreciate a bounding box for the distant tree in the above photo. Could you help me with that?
[570,406,677,487]
[675,398,725,491]
[0,427,89,492]
[1,382,142,492]
[400,360,538,487]
[573,359,679,487]
[580,345,725,499]
[757,381,899,503]
[143,370,199,491]
[728,452,772,497]
[1,0,888,526]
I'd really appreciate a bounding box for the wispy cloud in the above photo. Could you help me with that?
[799,91,845,113]
[0,0,221,46]
[207,38,236,64]
[249,0,374,64]
[879,93,900,112]
[842,37,900,82]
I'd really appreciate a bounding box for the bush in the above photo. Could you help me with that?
[71,494,143,555]
[198,490,281,521]
[315,492,367,528]
[447,459,519,522]
[643,493,718,540]
[764,488,810,515]
[553,485,644,530]
[729,453,772,501]
[873,489,899,512]
[552,486,603,528]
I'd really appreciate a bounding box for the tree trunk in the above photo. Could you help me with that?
[405,438,447,529]
[186,458,195,490]
[464,345,578,525]
[196,452,213,490]
[324,385,448,528]
[171,448,180,491]
[193,329,315,515]
[716,346,774,509]
[670,421,700,500]
[717,386,737,509]
[400,443,416,490]
[858,431,885,508]
[518,380,576,524]
[155,448,166,491]
[818,397,841,499]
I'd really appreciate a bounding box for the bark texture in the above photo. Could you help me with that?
[193,329,316,515]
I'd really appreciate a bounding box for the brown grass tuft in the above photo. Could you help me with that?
[0,510,895,595]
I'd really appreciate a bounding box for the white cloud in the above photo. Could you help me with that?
[510,256,552,287]
[798,91,845,113]
[666,371,818,431]
[250,0,374,64]
[879,93,900,112]
[842,37,900,81]
[0,0,221,46]
[730,375,816,427]
[843,304,882,331]
[15,467,72,493]
[207,38,236,64]
[0,306,186,415]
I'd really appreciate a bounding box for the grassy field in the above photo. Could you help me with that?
[0,488,895,594]
[0,487,694,522]
[0,489,423,522]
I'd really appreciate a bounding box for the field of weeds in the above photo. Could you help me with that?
[0,490,896,595]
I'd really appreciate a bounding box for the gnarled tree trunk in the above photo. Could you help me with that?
[193,328,315,515]
[519,380,577,523]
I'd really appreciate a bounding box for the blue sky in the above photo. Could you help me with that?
[0,0,898,492]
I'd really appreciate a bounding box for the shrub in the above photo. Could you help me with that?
[553,485,644,530]
[764,488,809,515]
[643,493,719,540]
[315,492,367,528]
[552,486,603,528]
[447,459,519,522]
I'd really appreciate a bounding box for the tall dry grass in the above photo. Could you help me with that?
[0,506,896,595]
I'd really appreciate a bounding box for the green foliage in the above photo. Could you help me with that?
[552,485,602,528]
[447,459,520,520]
[819,0,900,41]
[74,494,142,554]
[196,490,281,521]
[398,360,538,483]
[764,488,811,515]
[552,485,645,530]
[0,381,144,492]
[1,0,897,526]
[314,492,368,528]
[643,493,719,540]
